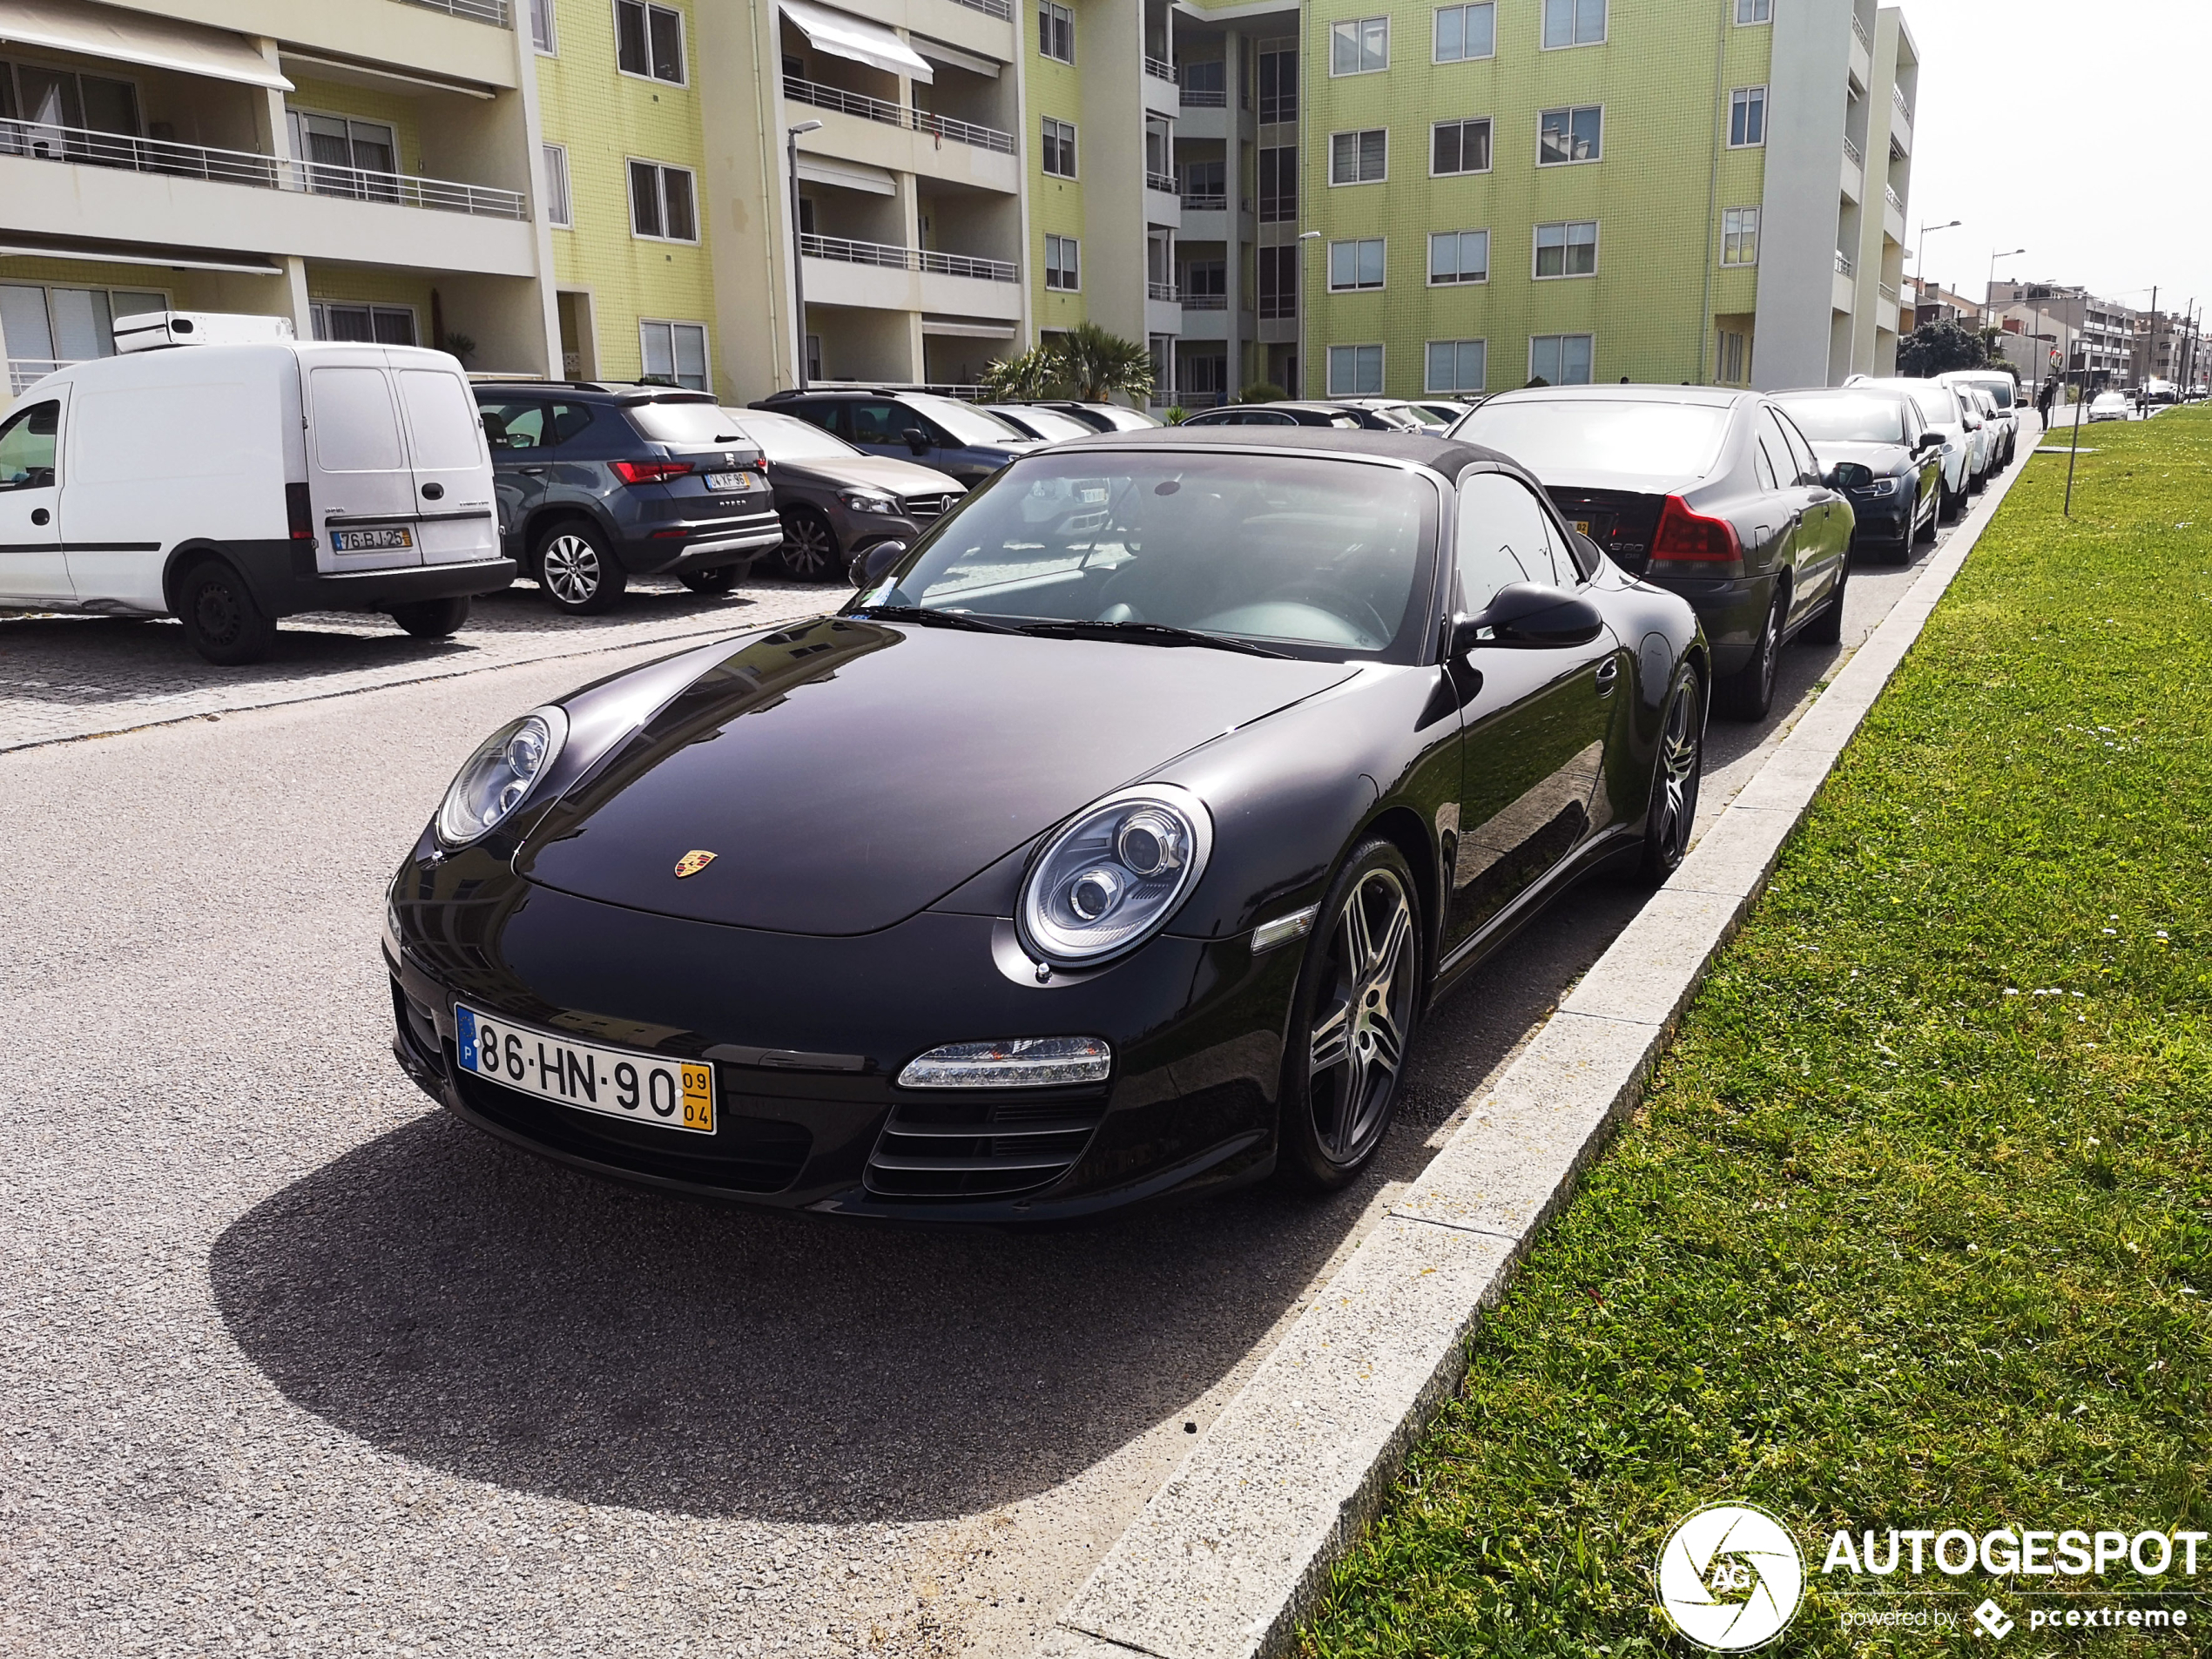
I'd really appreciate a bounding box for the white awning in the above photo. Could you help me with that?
[0,0,292,91]
[795,155,895,196]
[0,243,283,275]
[780,0,931,84]
[909,34,1000,78]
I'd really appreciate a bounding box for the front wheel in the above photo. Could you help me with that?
[1278,839,1422,1191]
[388,596,471,638]
[1639,665,1705,884]
[778,508,842,582]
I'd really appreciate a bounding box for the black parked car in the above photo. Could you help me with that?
[754,388,1043,485]
[1769,388,1943,558]
[1180,401,1365,428]
[475,383,783,615]
[386,428,1706,1223]
[721,408,965,582]
[1451,386,1863,721]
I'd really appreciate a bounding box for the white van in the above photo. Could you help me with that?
[0,312,514,664]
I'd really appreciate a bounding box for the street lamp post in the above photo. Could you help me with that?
[1912,219,1961,320]
[1294,228,1320,397]
[1984,246,2024,328]
[786,119,823,391]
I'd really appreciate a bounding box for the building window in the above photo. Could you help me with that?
[1331,17,1388,75]
[1258,145,1298,220]
[615,0,686,84]
[1329,128,1387,185]
[288,111,398,196]
[1717,328,1750,384]
[1538,105,1602,165]
[1328,238,1385,292]
[542,143,571,226]
[628,159,698,241]
[1729,86,1766,146]
[311,303,418,346]
[1432,118,1491,176]
[1257,46,1296,123]
[1327,343,1383,395]
[1433,3,1494,61]
[1039,1,1075,64]
[1541,0,1605,48]
[1426,339,1486,394]
[1534,219,1597,278]
[1258,245,1298,319]
[529,0,557,53]
[1721,206,1758,266]
[1428,228,1488,285]
[1529,333,1593,385]
[1042,117,1076,177]
[1182,259,1227,303]
[0,284,166,367]
[638,320,708,389]
[1180,157,1225,203]
[1737,0,1771,21]
[1044,233,1080,290]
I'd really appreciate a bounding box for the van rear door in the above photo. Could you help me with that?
[394,362,498,566]
[303,352,423,573]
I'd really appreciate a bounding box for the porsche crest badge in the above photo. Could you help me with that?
[673,850,718,879]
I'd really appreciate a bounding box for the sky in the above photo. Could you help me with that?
[1903,0,2212,321]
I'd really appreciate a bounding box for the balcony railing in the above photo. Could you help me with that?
[1180,191,1227,212]
[8,357,78,394]
[1843,135,1863,167]
[1851,10,1871,49]
[1179,87,1226,107]
[800,232,1015,282]
[944,0,1012,17]
[400,0,510,24]
[785,77,1015,154]
[1145,170,1177,194]
[1892,85,1912,122]
[1885,183,1904,212]
[0,118,527,217]
[1147,280,1178,301]
[1835,250,1856,278]
[1879,283,1898,300]
[1181,293,1227,310]
[1143,55,1176,82]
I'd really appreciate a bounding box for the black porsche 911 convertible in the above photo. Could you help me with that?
[385,428,1708,1222]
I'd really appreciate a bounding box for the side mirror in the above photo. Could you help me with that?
[1450,583,1606,653]
[901,427,932,455]
[1916,431,1945,452]
[1825,461,1874,490]
[846,539,909,591]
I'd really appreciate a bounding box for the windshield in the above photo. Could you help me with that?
[862,452,1438,661]
[992,406,1093,442]
[907,395,1031,446]
[724,409,861,462]
[625,399,745,444]
[1453,399,1731,481]
[1774,395,1911,444]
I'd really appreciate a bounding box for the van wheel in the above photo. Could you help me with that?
[534,522,626,615]
[389,596,472,638]
[176,559,277,666]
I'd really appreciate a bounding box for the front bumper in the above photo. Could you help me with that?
[1844,489,1913,544]
[384,871,1293,1224]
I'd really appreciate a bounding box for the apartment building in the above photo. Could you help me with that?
[1989,280,2134,390]
[2131,307,2199,390]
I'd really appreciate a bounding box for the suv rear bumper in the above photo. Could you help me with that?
[622,511,783,575]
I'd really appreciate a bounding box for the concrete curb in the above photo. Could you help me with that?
[1040,441,2040,1659]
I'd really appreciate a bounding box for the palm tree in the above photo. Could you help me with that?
[1051,322,1156,404]
[978,345,1059,401]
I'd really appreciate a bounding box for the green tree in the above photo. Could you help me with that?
[1897,320,1987,377]
[977,345,1060,401]
[1238,380,1286,404]
[1050,322,1157,403]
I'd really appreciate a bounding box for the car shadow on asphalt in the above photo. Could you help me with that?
[207,873,1649,1528]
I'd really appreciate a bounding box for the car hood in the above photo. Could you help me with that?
[774,454,962,496]
[516,617,1356,934]
[1811,439,1915,471]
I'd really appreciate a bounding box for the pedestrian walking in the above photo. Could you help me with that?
[2036,377,2056,424]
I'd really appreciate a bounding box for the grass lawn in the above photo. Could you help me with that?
[1299,409,2211,1655]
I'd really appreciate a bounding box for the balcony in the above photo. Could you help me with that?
[1882,184,1905,244]
[1180,191,1226,212]
[1835,250,1855,278]
[786,78,1015,153]
[1148,280,1178,302]
[1144,56,1176,82]
[945,0,1012,16]
[800,233,1020,319]
[804,233,1014,281]
[1180,293,1224,309]
[401,0,509,22]
[1143,58,1179,118]
[1890,85,1913,152]
[1833,251,1858,315]
[1179,86,1226,108]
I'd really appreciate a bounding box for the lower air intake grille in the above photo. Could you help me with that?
[865,1092,1106,1200]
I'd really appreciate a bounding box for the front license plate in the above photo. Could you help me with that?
[332,526,414,552]
[455,1003,715,1134]
[705,471,759,493]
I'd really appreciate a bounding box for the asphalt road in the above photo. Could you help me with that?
[0,444,2020,1658]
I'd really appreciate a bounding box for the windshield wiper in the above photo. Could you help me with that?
[1017,619,1291,658]
[848,604,1024,636]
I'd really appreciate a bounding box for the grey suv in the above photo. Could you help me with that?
[475,382,783,613]
[752,388,1042,486]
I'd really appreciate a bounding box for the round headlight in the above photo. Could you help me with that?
[435,706,567,847]
[1019,785,1211,968]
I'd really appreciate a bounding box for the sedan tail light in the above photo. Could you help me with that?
[1649,495,1743,566]
[610,458,694,486]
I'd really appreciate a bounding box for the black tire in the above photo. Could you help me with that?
[1804,550,1847,645]
[388,596,471,638]
[533,520,627,615]
[1938,478,1962,524]
[778,507,842,582]
[678,564,744,595]
[1638,664,1705,885]
[1914,490,1939,546]
[1715,581,1786,722]
[1278,837,1422,1191]
[175,558,277,666]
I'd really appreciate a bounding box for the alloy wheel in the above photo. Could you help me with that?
[540,534,601,605]
[1649,675,1703,873]
[1306,868,1416,1163]
[781,513,839,581]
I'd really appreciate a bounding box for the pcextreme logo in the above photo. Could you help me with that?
[1658,1504,1806,1651]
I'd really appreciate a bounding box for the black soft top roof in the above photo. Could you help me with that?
[1046,422,1525,479]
